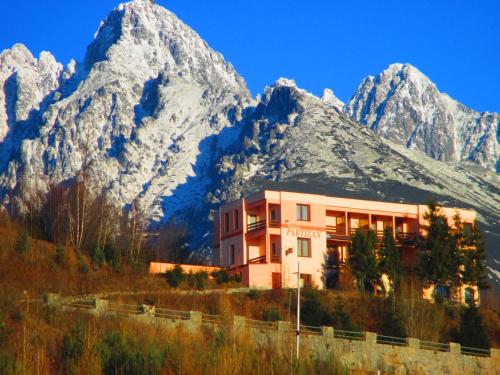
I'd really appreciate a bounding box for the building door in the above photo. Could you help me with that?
[272,272,282,289]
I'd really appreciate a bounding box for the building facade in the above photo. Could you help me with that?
[213,190,477,302]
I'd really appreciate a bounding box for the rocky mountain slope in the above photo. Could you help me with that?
[209,79,500,284]
[0,0,498,282]
[347,63,499,172]
[0,0,251,221]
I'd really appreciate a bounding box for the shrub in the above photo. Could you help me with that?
[76,252,89,274]
[60,320,84,374]
[92,246,106,266]
[14,230,30,254]
[164,265,184,287]
[457,305,490,349]
[211,269,241,284]
[103,242,121,272]
[98,331,165,375]
[301,289,330,326]
[329,303,360,332]
[263,305,283,322]
[54,243,67,265]
[186,271,208,290]
[0,354,21,375]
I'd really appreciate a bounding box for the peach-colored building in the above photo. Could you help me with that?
[213,190,477,302]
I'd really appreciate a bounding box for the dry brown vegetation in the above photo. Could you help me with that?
[0,211,499,374]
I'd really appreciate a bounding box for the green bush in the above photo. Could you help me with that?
[0,354,21,375]
[14,230,30,254]
[329,303,360,332]
[98,331,165,375]
[263,305,283,322]
[457,305,490,349]
[60,320,84,374]
[186,271,208,290]
[92,246,106,266]
[301,289,330,326]
[210,269,241,284]
[164,265,184,287]
[103,242,121,272]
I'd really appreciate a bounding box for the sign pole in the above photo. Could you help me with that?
[296,261,300,361]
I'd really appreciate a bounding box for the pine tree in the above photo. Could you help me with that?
[14,230,31,254]
[379,226,401,309]
[348,228,380,293]
[417,200,460,299]
[92,246,106,266]
[54,243,67,265]
[457,305,490,349]
[462,221,489,290]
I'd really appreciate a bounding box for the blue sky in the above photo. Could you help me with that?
[2,0,499,112]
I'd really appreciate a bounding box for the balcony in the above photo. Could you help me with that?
[247,220,266,232]
[248,255,266,264]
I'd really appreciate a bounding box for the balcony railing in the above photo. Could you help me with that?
[247,220,266,232]
[248,255,266,264]
[269,220,280,228]
[326,226,347,235]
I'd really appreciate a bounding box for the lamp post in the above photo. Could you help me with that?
[296,262,300,361]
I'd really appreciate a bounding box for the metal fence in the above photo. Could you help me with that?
[60,300,491,358]
[376,334,408,347]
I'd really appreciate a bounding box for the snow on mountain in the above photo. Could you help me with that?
[322,88,344,111]
[0,0,251,221]
[0,44,62,141]
[346,63,500,172]
[210,79,500,281]
[0,1,498,281]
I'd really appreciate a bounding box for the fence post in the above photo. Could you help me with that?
[142,304,156,317]
[449,342,460,354]
[94,299,109,315]
[233,315,246,330]
[278,320,291,333]
[45,293,61,307]
[365,332,377,346]
[322,326,334,337]
[491,348,499,361]
[190,311,202,323]
[408,337,420,349]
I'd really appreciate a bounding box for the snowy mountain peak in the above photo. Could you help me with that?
[322,88,344,111]
[83,0,248,97]
[347,63,499,171]
[0,44,62,141]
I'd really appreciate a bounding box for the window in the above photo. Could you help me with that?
[229,244,235,265]
[272,243,278,256]
[248,214,257,224]
[300,274,312,288]
[270,209,278,221]
[224,213,230,233]
[464,287,474,305]
[297,238,310,257]
[234,209,239,230]
[296,204,310,221]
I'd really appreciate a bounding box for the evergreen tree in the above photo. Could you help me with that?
[103,242,121,272]
[378,226,401,309]
[92,246,106,266]
[457,305,490,350]
[14,230,31,254]
[54,243,67,265]
[462,221,489,290]
[417,200,460,298]
[348,228,380,293]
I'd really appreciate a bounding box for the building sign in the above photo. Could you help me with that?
[286,226,323,238]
